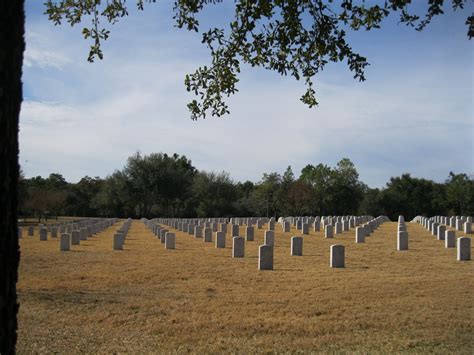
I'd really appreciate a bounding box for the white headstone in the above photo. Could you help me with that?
[165,232,176,249]
[301,223,309,235]
[325,225,334,238]
[71,230,81,245]
[203,228,212,242]
[264,230,275,247]
[445,230,456,248]
[342,220,349,231]
[464,222,472,234]
[80,228,87,241]
[355,226,365,243]
[397,231,408,250]
[437,225,446,241]
[194,225,203,238]
[330,245,345,268]
[313,221,320,232]
[113,233,124,250]
[39,227,48,241]
[60,233,71,251]
[259,245,273,270]
[232,236,245,258]
[457,237,471,261]
[220,223,228,234]
[215,231,226,248]
[246,226,254,241]
[291,236,303,256]
[231,224,239,237]
[268,219,275,230]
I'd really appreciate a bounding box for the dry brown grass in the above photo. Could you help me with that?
[17,220,473,353]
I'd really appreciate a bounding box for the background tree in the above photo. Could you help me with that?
[379,174,442,221]
[95,170,131,218]
[192,171,238,217]
[43,173,68,219]
[233,181,256,217]
[122,152,196,217]
[23,187,49,222]
[21,174,69,221]
[65,176,104,217]
[15,156,474,221]
[358,186,383,217]
[44,190,67,220]
[286,179,313,216]
[278,166,295,215]
[329,158,364,215]
[44,173,68,190]
[300,163,333,215]
[252,172,282,217]
[445,172,474,215]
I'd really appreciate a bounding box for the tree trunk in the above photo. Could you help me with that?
[0,1,24,353]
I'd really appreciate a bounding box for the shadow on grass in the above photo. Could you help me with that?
[303,254,324,257]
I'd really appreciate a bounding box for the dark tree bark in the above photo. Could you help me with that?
[0,0,24,353]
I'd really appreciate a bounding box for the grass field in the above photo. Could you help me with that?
[17,220,473,353]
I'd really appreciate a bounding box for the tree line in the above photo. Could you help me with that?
[19,152,474,222]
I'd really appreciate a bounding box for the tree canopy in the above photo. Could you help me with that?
[19,152,474,221]
[44,0,473,119]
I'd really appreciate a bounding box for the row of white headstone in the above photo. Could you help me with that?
[61,218,117,251]
[397,215,408,250]
[148,215,370,228]
[113,219,132,250]
[144,215,389,270]
[413,215,471,261]
[149,215,374,238]
[415,215,472,234]
[18,218,118,251]
[146,215,377,242]
[151,215,374,232]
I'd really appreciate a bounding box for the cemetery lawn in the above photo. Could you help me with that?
[17,221,473,353]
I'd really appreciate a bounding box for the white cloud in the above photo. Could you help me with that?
[24,47,71,70]
[23,31,72,69]
[20,101,80,126]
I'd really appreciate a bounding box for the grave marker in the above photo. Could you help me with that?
[259,245,273,270]
[60,233,71,251]
[232,236,245,258]
[330,245,345,268]
[291,236,303,256]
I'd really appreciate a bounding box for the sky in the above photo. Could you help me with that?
[21,1,473,188]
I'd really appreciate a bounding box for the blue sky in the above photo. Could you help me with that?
[21,1,473,187]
